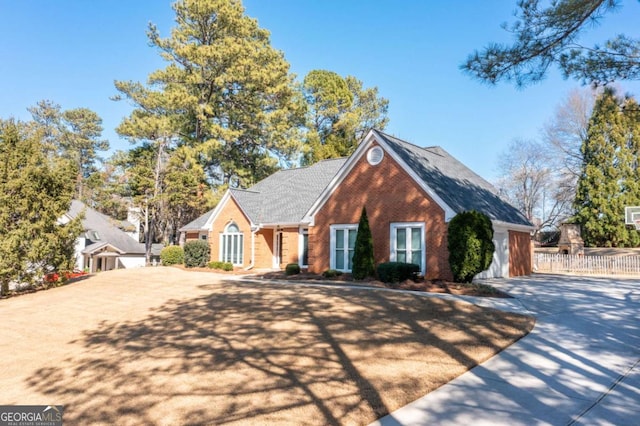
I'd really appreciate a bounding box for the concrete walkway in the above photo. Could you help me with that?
[371,274,640,425]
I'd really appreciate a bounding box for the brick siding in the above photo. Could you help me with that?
[310,144,453,280]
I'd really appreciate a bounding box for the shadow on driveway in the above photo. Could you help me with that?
[26,279,532,425]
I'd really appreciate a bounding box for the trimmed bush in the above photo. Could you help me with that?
[447,210,495,283]
[184,240,210,268]
[352,207,375,280]
[376,262,420,286]
[322,269,342,278]
[207,261,233,271]
[285,263,301,275]
[160,245,184,266]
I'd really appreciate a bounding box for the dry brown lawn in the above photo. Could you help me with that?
[0,268,534,425]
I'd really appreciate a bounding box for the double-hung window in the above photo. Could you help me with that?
[220,222,243,265]
[390,222,425,274]
[330,224,358,272]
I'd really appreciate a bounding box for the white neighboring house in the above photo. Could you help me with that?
[62,200,160,272]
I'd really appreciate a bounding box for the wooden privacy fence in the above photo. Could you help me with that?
[534,253,640,275]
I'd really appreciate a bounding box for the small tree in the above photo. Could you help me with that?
[160,245,184,266]
[351,207,375,280]
[448,211,495,283]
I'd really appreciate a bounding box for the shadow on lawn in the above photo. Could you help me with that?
[27,280,533,425]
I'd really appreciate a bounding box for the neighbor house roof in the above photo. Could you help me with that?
[68,200,146,254]
[372,130,532,227]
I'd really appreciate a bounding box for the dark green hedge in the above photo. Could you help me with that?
[184,240,210,268]
[376,262,420,285]
[285,263,301,275]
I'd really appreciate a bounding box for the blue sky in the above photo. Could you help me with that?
[1,0,639,181]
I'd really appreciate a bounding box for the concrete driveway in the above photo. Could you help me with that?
[374,274,640,425]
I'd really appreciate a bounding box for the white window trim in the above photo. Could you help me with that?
[219,222,244,266]
[389,222,425,274]
[298,227,309,268]
[330,224,358,272]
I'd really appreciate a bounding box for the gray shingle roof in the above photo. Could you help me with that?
[68,200,146,254]
[179,209,216,232]
[373,130,532,226]
[232,158,347,224]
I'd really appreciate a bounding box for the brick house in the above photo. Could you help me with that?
[180,129,534,279]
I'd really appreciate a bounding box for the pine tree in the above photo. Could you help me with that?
[574,88,640,247]
[351,207,375,280]
[0,119,82,295]
[115,0,304,187]
[302,70,389,165]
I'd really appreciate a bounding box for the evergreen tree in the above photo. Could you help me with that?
[574,88,640,247]
[351,207,375,280]
[115,0,304,188]
[28,100,109,201]
[302,70,389,165]
[0,119,82,295]
[463,0,640,87]
[447,211,495,283]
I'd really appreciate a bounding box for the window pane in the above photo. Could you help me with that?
[227,223,239,233]
[411,250,422,266]
[336,230,344,249]
[396,228,406,250]
[397,251,406,263]
[411,228,421,249]
[348,229,357,249]
[232,235,238,263]
[336,249,344,270]
[348,249,354,270]
[238,235,243,264]
[302,234,309,266]
[222,235,229,262]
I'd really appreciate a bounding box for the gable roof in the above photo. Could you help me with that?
[232,157,347,224]
[182,158,347,230]
[306,129,532,228]
[373,130,532,227]
[68,200,146,254]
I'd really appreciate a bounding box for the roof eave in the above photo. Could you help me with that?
[491,219,536,233]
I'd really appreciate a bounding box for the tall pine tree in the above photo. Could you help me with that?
[574,88,640,247]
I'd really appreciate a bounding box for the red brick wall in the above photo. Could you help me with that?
[253,228,274,269]
[509,230,532,277]
[278,228,300,268]
[310,143,452,280]
[209,197,252,268]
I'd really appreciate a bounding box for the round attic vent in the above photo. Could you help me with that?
[367,146,384,165]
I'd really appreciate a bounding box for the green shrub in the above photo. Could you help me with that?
[322,269,342,278]
[376,262,420,286]
[160,245,184,266]
[447,210,495,283]
[207,261,233,271]
[352,207,375,280]
[285,263,301,275]
[184,240,210,268]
